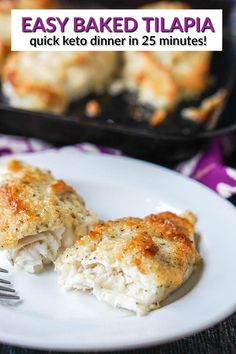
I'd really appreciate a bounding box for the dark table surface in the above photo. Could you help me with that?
[1,141,236,354]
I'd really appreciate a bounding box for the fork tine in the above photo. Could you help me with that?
[0,293,20,300]
[0,285,15,293]
[0,279,11,285]
[0,268,19,300]
[0,268,8,273]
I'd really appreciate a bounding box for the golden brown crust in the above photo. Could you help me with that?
[0,0,15,12]
[124,49,211,112]
[3,50,117,113]
[0,159,94,248]
[0,40,11,74]
[85,100,101,118]
[124,232,159,257]
[16,0,58,9]
[141,1,190,9]
[7,159,23,172]
[172,52,211,97]
[123,51,180,111]
[50,180,74,195]
[0,6,11,75]
[77,212,200,288]
[3,53,67,112]
[145,211,194,241]
[142,52,179,102]
[123,2,211,114]
[182,89,226,122]
[150,110,167,126]
[0,0,58,11]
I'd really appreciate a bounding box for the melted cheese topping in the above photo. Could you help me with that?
[123,2,211,112]
[0,159,98,248]
[56,211,200,315]
[3,51,118,113]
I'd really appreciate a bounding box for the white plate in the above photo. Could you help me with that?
[0,150,236,351]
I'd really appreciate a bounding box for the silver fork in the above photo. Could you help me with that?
[0,268,20,300]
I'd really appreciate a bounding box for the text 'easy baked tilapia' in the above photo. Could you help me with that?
[0,159,98,273]
[56,211,200,315]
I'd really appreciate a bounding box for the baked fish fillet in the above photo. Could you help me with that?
[123,2,211,113]
[3,51,118,113]
[0,159,98,273]
[56,211,200,315]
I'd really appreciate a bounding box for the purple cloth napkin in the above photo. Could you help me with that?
[0,134,235,199]
[177,137,236,198]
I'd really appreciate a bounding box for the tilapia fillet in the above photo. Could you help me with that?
[122,2,211,115]
[56,211,200,315]
[3,51,118,113]
[0,159,98,273]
